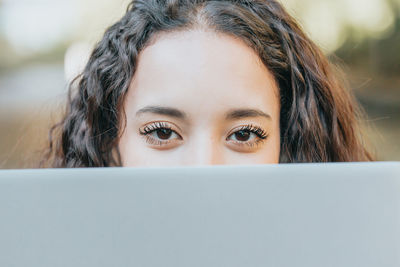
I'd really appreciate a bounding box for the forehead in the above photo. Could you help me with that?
[126,29,279,118]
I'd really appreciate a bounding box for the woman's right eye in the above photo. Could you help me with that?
[139,122,182,146]
[153,128,173,140]
[147,128,180,141]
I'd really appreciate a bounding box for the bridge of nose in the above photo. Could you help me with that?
[181,131,226,166]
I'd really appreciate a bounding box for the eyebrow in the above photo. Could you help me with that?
[135,106,271,120]
[225,108,271,120]
[136,106,187,119]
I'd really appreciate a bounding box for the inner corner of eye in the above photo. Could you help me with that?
[226,133,235,140]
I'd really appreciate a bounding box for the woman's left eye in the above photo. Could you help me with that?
[228,129,257,142]
[226,125,268,148]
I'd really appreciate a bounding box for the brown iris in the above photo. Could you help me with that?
[156,128,172,139]
[234,130,250,141]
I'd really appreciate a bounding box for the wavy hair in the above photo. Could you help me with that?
[42,0,373,167]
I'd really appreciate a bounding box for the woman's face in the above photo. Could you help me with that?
[118,30,281,166]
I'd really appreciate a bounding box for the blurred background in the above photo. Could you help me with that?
[0,0,399,168]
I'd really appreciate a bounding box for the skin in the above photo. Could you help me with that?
[118,29,281,166]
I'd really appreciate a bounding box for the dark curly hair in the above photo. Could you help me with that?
[42,0,374,167]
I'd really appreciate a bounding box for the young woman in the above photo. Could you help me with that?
[43,0,374,167]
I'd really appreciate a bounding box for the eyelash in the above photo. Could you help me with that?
[139,121,173,135]
[233,124,268,139]
[139,122,268,147]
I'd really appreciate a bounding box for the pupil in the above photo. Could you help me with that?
[235,130,250,141]
[156,128,172,139]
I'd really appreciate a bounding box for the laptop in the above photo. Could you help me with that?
[0,162,399,267]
